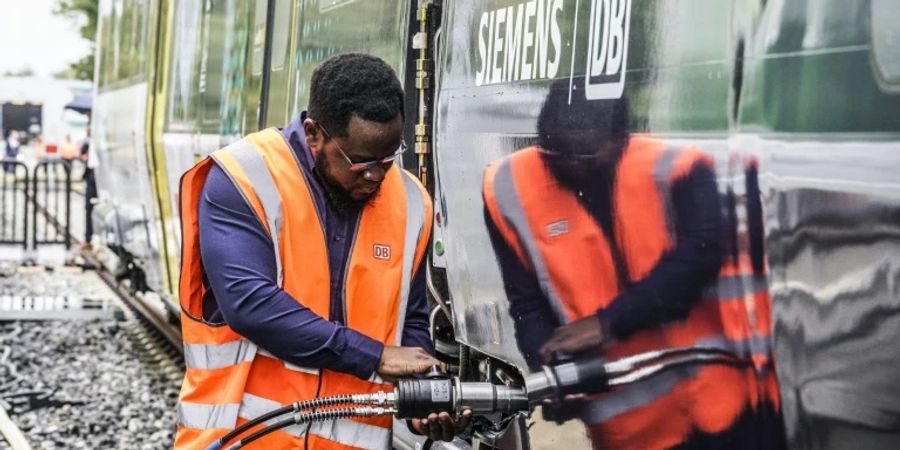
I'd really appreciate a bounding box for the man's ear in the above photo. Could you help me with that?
[303,118,322,156]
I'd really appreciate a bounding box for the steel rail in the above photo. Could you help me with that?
[33,188,183,353]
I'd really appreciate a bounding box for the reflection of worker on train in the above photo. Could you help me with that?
[176,54,469,449]
[483,82,785,449]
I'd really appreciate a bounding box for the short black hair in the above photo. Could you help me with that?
[308,53,404,138]
[537,79,630,153]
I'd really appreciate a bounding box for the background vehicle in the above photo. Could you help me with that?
[0,76,91,146]
[92,0,900,448]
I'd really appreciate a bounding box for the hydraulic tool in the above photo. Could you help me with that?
[209,346,746,449]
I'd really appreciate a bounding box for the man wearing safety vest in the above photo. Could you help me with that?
[176,53,470,449]
[482,84,786,449]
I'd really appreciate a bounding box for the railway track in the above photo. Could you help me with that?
[77,247,182,356]
[0,267,182,450]
[36,183,183,355]
[0,186,184,449]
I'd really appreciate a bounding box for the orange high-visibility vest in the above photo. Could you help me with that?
[175,129,432,450]
[483,137,779,450]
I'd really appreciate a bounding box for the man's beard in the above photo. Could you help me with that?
[541,138,626,195]
[544,155,612,195]
[314,150,380,215]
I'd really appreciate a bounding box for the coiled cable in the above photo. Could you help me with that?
[207,394,370,450]
[224,407,396,450]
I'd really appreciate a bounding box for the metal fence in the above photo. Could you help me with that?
[31,160,72,249]
[0,159,29,249]
[0,158,74,255]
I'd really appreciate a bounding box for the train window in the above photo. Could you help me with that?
[165,2,204,131]
[240,1,269,131]
[319,0,357,13]
[200,0,229,134]
[871,0,900,89]
[251,1,267,76]
[271,0,292,71]
[96,0,116,89]
[96,0,150,89]
[197,0,254,135]
[286,0,409,118]
[115,0,150,82]
[264,0,296,127]
[220,1,253,135]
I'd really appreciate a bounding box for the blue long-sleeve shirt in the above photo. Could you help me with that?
[198,113,433,381]
[485,157,722,370]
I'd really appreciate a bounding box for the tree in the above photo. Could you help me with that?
[54,0,99,80]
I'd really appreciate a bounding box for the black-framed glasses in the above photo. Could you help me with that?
[317,122,407,172]
[536,147,602,160]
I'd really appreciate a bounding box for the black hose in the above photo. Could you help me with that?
[211,394,361,450]
[229,407,365,450]
[214,405,292,449]
[228,417,295,450]
[458,345,470,381]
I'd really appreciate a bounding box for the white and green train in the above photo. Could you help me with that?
[92,1,900,448]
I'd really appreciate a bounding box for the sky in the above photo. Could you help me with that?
[0,0,92,77]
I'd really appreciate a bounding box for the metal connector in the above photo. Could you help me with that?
[351,391,396,407]
[351,406,398,418]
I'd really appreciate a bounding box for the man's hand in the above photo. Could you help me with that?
[377,346,445,382]
[539,315,607,364]
[411,409,472,442]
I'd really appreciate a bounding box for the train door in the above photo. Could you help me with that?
[156,0,263,290]
[92,0,163,294]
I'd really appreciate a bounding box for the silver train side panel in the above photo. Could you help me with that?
[761,138,900,448]
[433,0,900,448]
[92,82,166,293]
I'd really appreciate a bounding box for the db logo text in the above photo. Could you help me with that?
[473,0,632,100]
[373,244,392,261]
[584,0,632,100]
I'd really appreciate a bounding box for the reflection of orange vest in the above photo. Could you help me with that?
[483,138,779,450]
[175,129,432,450]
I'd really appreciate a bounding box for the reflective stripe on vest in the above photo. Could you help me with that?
[491,158,570,324]
[212,140,285,287]
[584,361,698,424]
[183,339,257,370]
[704,274,769,302]
[395,172,428,344]
[183,341,337,376]
[240,392,391,448]
[255,348,389,384]
[178,402,241,430]
[256,348,319,375]
[177,393,391,449]
[652,146,679,239]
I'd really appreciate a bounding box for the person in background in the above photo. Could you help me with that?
[32,134,46,161]
[80,129,98,249]
[60,134,79,162]
[4,130,21,173]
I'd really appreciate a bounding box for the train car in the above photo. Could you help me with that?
[91,0,413,308]
[91,0,900,449]
[92,0,166,295]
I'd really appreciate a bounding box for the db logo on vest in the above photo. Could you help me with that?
[374,244,392,260]
[546,220,570,237]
